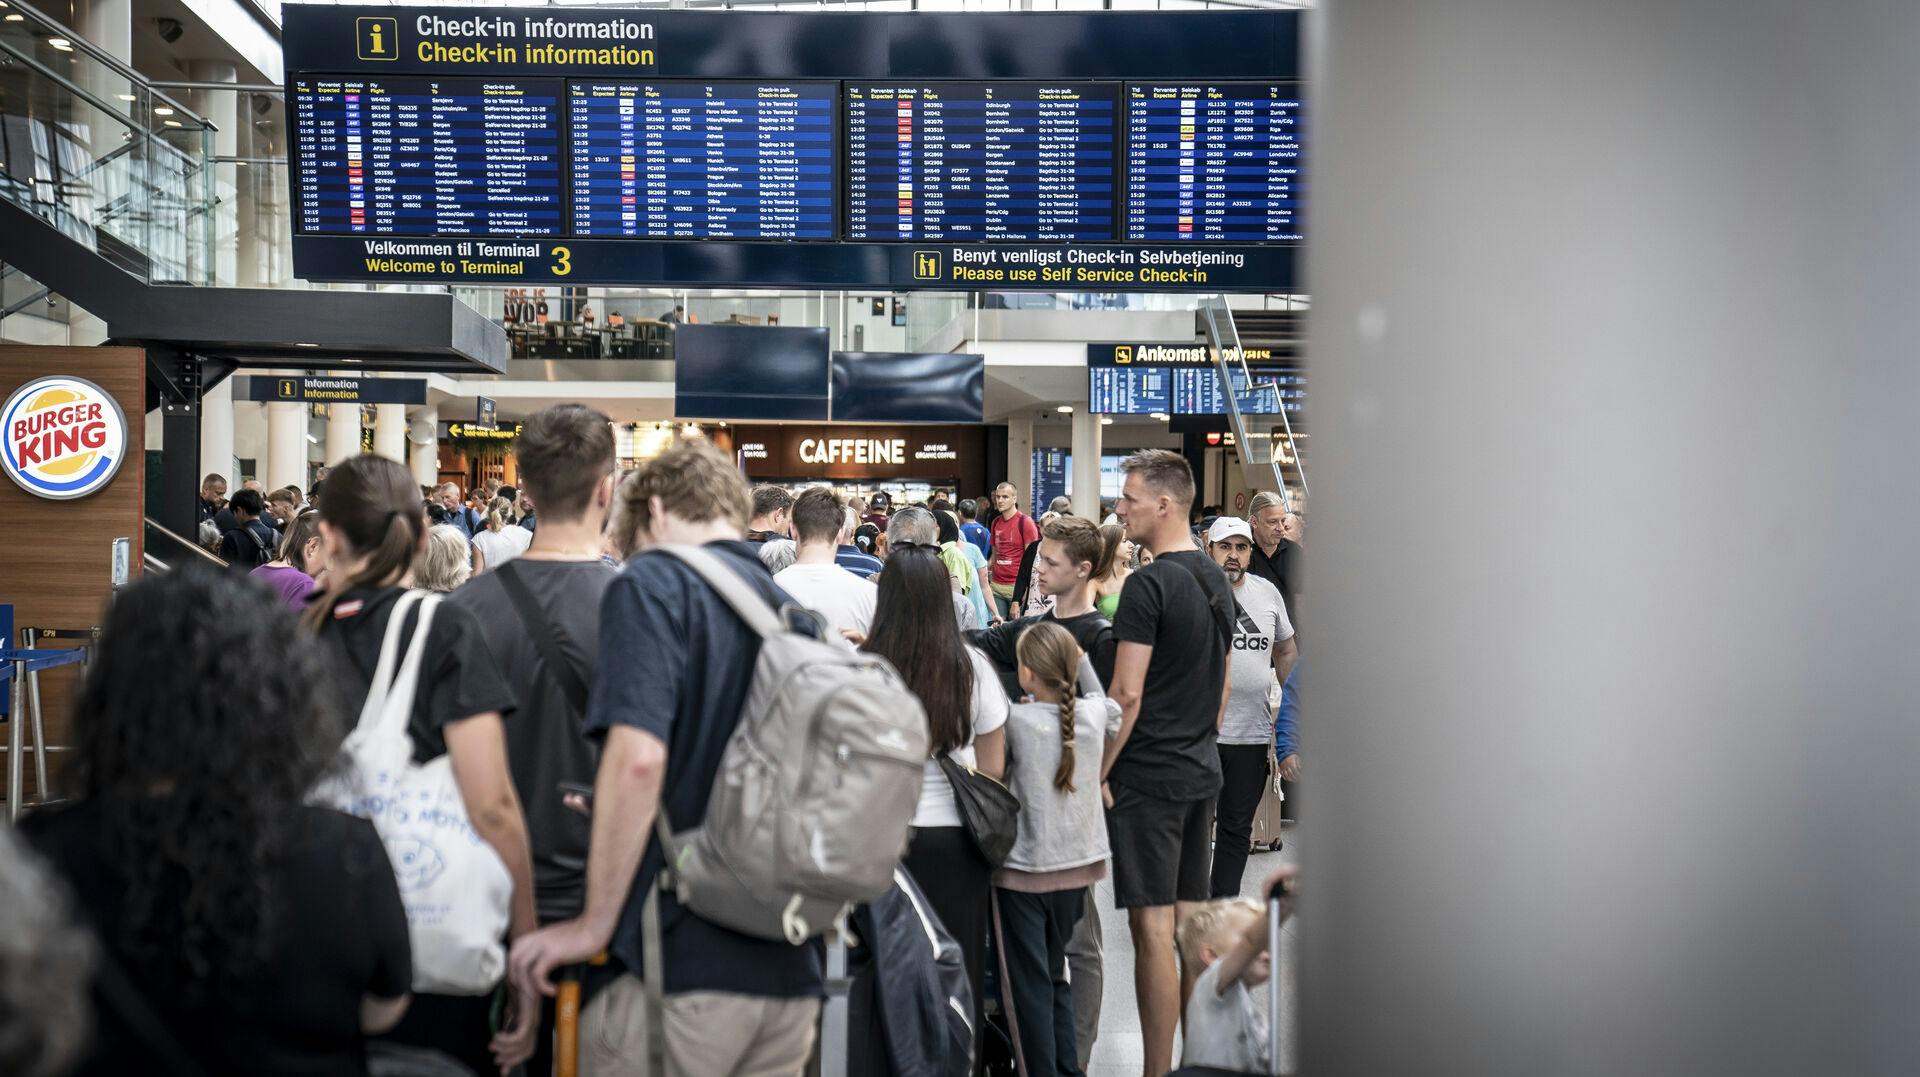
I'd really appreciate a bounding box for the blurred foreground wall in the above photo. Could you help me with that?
[1306,2,1920,1074]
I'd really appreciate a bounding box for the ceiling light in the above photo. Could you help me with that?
[117,93,137,102]
[1099,417,1113,426]
[294,341,320,347]
[1056,404,1073,413]
[163,119,182,127]
[47,37,72,50]
[4,14,24,20]
[1150,412,1170,421]
[154,106,174,116]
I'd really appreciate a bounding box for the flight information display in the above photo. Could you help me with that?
[1124,83,1303,242]
[1089,364,1173,415]
[844,82,1117,242]
[1090,365,1304,416]
[291,75,563,237]
[568,81,836,239]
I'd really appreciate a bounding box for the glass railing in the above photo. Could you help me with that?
[0,0,214,284]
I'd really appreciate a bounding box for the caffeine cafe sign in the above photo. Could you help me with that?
[732,424,985,483]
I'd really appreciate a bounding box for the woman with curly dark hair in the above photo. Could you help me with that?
[20,564,413,1076]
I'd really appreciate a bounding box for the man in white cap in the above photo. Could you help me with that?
[1205,516,1298,897]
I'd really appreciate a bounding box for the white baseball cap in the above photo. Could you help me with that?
[1207,516,1254,544]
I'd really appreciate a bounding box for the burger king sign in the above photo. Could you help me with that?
[2,376,127,500]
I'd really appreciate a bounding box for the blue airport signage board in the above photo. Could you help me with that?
[281,5,1303,291]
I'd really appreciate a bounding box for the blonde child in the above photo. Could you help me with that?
[1176,869,1296,1073]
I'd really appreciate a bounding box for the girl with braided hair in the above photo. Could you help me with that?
[992,620,1124,1076]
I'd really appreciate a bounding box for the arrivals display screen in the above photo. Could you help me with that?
[283,7,1304,289]
[1087,342,1304,417]
[1123,83,1303,242]
[844,82,1116,242]
[568,80,837,239]
[291,75,563,237]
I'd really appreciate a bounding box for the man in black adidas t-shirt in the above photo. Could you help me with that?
[1103,449,1236,1077]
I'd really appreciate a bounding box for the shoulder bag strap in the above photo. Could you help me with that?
[370,592,441,744]
[652,545,784,639]
[354,590,425,738]
[1172,555,1235,649]
[91,944,213,1077]
[494,560,591,717]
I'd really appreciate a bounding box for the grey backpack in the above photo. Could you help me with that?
[643,544,929,950]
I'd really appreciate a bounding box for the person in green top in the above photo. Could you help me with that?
[1093,522,1135,620]
[938,508,997,626]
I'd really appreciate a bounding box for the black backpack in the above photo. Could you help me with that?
[230,521,275,567]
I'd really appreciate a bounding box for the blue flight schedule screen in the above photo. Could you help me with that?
[1090,365,1173,415]
[291,76,562,237]
[845,82,1117,242]
[1124,83,1302,242]
[568,81,836,239]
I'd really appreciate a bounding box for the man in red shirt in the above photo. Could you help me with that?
[987,481,1040,619]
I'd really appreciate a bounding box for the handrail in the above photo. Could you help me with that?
[6,0,214,130]
[1200,296,1306,509]
[0,37,144,135]
[142,517,226,568]
[0,284,52,319]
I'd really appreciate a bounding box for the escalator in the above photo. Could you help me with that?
[1199,297,1310,509]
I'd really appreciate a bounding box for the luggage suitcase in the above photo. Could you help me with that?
[1249,766,1286,853]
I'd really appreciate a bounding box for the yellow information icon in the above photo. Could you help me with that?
[277,379,300,399]
[913,251,942,280]
[358,17,398,61]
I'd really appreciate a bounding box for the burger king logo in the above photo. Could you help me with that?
[2,376,127,500]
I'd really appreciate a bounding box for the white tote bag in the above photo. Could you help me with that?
[312,590,513,995]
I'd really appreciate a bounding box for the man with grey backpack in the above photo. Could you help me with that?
[507,441,928,1076]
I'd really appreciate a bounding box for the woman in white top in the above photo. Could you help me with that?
[469,496,532,575]
[860,543,1008,1058]
[995,621,1121,1077]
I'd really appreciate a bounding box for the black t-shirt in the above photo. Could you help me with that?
[315,586,518,763]
[584,540,824,998]
[1109,550,1235,801]
[23,801,410,1077]
[450,558,616,923]
[1248,537,1302,632]
[968,609,1118,698]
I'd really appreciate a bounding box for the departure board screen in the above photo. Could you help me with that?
[568,81,837,239]
[1124,83,1303,242]
[291,75,563,237]
[844,82,1117,242]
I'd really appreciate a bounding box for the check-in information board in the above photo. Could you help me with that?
[283,6,1303,290]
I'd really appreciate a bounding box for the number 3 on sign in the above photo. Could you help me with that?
[550,246,573,277]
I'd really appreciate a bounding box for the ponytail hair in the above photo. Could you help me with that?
[302,455,426,633]
[486,496,514,533]
[1017,621,1084,794]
